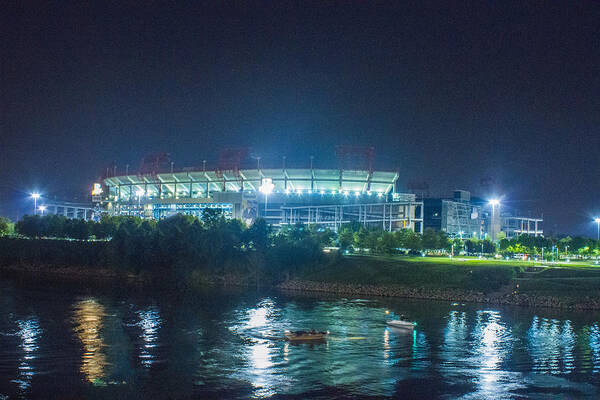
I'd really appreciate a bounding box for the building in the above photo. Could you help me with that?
[423,190,543,240]
[97,157,423,233]
[423,191,483,238]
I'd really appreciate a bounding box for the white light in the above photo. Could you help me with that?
[342,191,348,196]
[331,190,336,195]
[354,191,360,197]
[320,190,325,195]
[307,189,312,194]
[284,188,290,194]
[296,189,302,195]
[136,190,145,197]
[489,199,500,207]
[377,192,383,197]
[31,193,40,199]
[367,191,372,196]
[259,178,275,194]
[38,206,46,212]
[595,218,600,223]
[91,183,103,196]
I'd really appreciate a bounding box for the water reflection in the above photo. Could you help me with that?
[589,324,600,373]
[12,318,41,391]
[136,307,162,367]
[527,316,576,374]
[72,298,107,384]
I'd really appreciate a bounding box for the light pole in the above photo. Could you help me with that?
[488,199,500,242]
[595,218,600,241]
[259,178,274,221]
[31,193,40,215]
[136,189,145,217]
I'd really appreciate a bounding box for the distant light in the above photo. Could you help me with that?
[367,191,372,196]
[354,191,360,197]
[320,190,325,195]
[377,192,383,197]
[91,183,103,196]
[489,199,500,207]
[259,178,275,194]
[595,218,600,223]
[343,191,349,196]
[331,190,336,195]
[307,189,312,194]
[136,189,145,197]
[31,193,40,199]
[285,188,290,194]
[296,189,302,195]
[38,206,46,212]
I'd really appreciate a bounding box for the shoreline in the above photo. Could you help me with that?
[277,279,600,310]
[3,264,600,310]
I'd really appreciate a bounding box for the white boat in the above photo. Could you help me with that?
[386,319,416,330]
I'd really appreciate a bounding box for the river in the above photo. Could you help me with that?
[1,276,599,399]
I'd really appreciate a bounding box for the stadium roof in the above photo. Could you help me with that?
[104,168,398,195]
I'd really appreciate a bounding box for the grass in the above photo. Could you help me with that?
[302,254,600,296]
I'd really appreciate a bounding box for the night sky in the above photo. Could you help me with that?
[2,2,599,235]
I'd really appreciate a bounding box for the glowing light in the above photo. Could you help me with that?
[91,183,103,196]
[488,199,500,207]
[343,191,349,196]
[38,206,46,213]
[595,218,600,223]
[320,190,325,195]
[367,191,372,196]
[296,189,302,195]
[31,193,40,199]
[331,190,337,195]
[284,188,290,194]
[259,178,274,195]
[354,191,360,197]
[136,189,145,197]
[377,192,383,197]
[307,189,312,194]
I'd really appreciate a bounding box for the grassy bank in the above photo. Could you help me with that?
[301,254,600,298]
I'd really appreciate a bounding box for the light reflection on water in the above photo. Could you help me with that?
[2,283,600,399]
[11,318,41,391]
[72,299,107,384]
[136,307,162,367]
[527,316,576,374]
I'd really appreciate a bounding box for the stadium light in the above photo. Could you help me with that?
[31,193,40,215]
[38,205,46,215]
[488,199,500,207]
[595,218,600,240]
[259,178,275,219]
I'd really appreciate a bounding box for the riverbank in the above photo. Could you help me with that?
[278,279,600,310]
[3,253,600,310]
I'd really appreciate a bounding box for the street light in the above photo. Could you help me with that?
[488,199,500,242]
[38,205,46,215]
[595,218,600,241]
[31,193,40,215]
[259,178,275,219]
[136,189,145,217]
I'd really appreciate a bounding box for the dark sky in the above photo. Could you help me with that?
[2,1,599,235]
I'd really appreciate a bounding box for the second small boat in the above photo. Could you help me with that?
[284,329,328,341]
[386,319,416,330]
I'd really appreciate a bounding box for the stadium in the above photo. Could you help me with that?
[97,148,424,233]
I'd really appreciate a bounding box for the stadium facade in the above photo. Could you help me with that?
[99,166,424,233]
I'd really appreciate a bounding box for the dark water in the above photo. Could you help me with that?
[1,277,600,399]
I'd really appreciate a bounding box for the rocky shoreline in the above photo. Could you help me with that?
[278,279,600,310]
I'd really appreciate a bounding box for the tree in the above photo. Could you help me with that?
[0,217,13,236]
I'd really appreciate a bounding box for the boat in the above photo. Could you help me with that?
[284,330,328,341]
[386,319,416,330]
